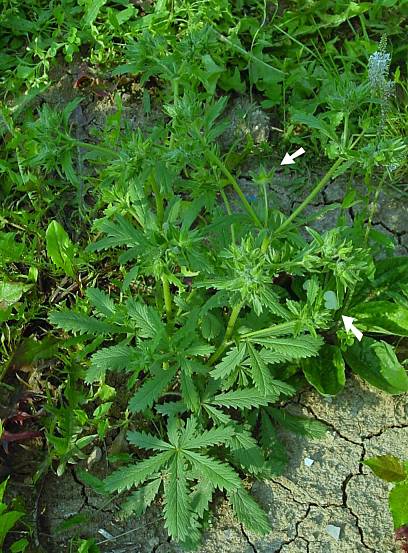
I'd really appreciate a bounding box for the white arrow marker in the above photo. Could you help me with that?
[342,316,363,341]
[280,147,305,166]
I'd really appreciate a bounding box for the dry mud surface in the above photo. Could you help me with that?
[36,377,407,553]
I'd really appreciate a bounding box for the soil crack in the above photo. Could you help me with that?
[240,523,258,553]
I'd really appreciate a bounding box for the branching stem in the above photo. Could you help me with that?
[275,157,344,234]
[207,302,243,366]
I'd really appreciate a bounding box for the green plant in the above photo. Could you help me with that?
[0,476,28,552]
[1,2,407,551]
[47,89,408,547]
[364,455,408,551]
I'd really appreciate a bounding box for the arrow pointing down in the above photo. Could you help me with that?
[342,315,363,341]
[280,147,305,166]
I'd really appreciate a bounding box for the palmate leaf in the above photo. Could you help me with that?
[228,429,265,475]
[129,366,177,413]
[127,431,173,452]
[184,425,235,450]
[164,455,192,542]
[87,343,139,383]
[211,388,278,409]
[210,344,246,379]
[180,371,200,411]
[259,411,288,475]
[126,298,165,338]
[247,342,275,395]
[249,335,323,360]
[104,450,173,493]
[87,215,148,252]
[190,478,215,519]
[120,478,161,518]
[86,287,116,317]
[184,450,241,492]
[269,408,328,439]
[203,404,233,425]
[228,487,271,535]
[49,310,119,335]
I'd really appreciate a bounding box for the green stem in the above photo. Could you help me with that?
[161,275,172,322]
[240,321,299,340]
[66,136,116,157]
[220,188,236,244]
[275,157,344,235]
[150,176,164,228]
[207,303,243,366]
[365,172,387,244]
[202,145,263,228]
[342,112,349,149]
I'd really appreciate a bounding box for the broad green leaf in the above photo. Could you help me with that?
[324,291,338,310]
[87,344,139,383]
[371,257,408,295]
[364,456,406,482]
[269,408,328,438]
[344,338,408,394]
[302,345,346,396]
[0,477,8,502]
[164,455,192,542]
[128,367,177,413]
[10,538,29,553]
[49,311,119,335]
[320,2,370,26]
[121,478,161,518]
[0,511,24,546]
[389,481,408,529]
[46,220,75,277]
[291,112,337,141]
[127,299,165,338]
[210,344,246,379]
[82,0,107,26]
[86,288,116,317]
[212,388,278,409]
[184,451,241,492]
[0,281,31,308]
[350,301,408,336]
[75,467,107,495]
[228,487,271,535]
[127,430,172,452]
[104,450,173,492]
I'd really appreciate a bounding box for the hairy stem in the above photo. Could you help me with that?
[275,157,344,234]
[220,188,236,243]
[365,172,387,244]
[161,275,172,323]
[208,303,243,366]
[201,144,263,228]
[150,175,164,228]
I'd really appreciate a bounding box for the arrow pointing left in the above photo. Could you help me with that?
[280,147,305,166]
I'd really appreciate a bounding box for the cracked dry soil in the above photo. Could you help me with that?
[34,376,407,553]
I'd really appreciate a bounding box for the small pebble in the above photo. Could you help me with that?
[98,528,114,540]
[304,457,314,467]
[326,524,341,540]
